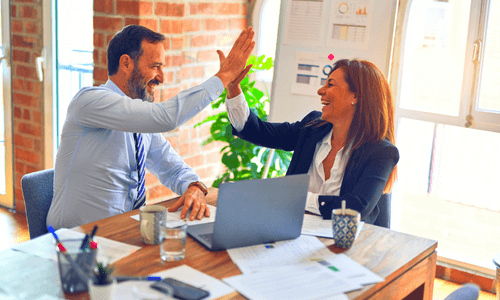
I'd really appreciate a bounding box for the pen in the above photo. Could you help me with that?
[79,234,90,250]
[89,225,99,241]
[114,276,161,283]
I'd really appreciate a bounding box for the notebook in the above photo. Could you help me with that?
[187,174,310,251]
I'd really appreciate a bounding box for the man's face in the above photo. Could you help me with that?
[127,41,165,102]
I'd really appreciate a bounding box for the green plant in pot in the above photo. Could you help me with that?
[93,261,115,285]
[88,261,116,300]
[196,55,292,187]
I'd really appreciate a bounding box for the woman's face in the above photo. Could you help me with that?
[317,68,357,124]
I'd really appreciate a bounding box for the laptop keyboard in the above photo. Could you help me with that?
[199,233,213,244]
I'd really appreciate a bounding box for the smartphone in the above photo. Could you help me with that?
[150,278,210,300]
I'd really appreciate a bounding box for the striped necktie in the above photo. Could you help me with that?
[133,133,146,209]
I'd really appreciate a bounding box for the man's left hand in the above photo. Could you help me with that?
[167,186,210,221]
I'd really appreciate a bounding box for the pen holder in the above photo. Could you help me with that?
[56,239,97,293]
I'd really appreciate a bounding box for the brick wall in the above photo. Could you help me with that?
[11,0,44,213]
[9,0,251,212]
[93,0,249,203]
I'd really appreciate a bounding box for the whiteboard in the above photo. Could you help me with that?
[269,0,399,123]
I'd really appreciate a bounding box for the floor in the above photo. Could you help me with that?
[1,206,497,300]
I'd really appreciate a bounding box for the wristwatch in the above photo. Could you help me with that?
[188,181,208,196]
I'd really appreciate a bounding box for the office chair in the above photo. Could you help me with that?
[444,283,480,300]
[21,168,54,239]
[373,193,391,228]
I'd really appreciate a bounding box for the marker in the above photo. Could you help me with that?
[114,276,161,283]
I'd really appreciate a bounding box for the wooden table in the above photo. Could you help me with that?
[68,188,437,300]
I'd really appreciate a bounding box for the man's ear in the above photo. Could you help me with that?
[119,54,134,75]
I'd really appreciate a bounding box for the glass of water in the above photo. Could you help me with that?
[159,220,187,262]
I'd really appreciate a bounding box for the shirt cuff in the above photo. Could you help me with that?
[305,192,321,216]
[201,76,225,100]
[226,92,250,132]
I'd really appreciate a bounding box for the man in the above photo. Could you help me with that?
[47,25,254,229]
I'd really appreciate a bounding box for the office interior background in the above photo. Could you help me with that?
[0,0,499,290]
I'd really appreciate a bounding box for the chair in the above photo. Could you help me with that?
[444,283,480,300]
[374,193,391,228]
[21,168,54,239]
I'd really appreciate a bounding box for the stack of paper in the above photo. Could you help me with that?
[223,235,383,300]
[12,228,140,264]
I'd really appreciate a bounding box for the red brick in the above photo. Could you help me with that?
[190,81,201,88]
[206,151,223,164]
[93,50,99,65]
[14,134,32,148]
[182,51,196,64]
[197,50,218,62]
[145,172,158,185]
[199,122,211,138]
[12,20,23,33]
[215,3,239,15]
[194,166,214,179]
[94,33,105,48]
[22,109,30,120]
[181,82,189,91]
[178,141,201,156]
[192,66,204,78]
[191,35,216,47]
[165,55,185,67]
[24,21,39,34]
[117,1,153,16]
[166,136,179,149]
[34,139,41,152]
[101,51,107,66]
[164,71,174,83]
[160,20,183,34]
[13,92,36,107]
[183,19,201,32]
[27,80,42,95]
[190,3,214,15]
[14,107,22,119]
[94,0,114,14]
[15,149,41,164]
[171,37,185,50]
[185,154,204,168]
[12,35,36,49]
[178,67,192,80]
[179,127,190,142]
[93,67,108,83]
[33,111,42,123]
[204,19,227,31]
[93,16,124,33]
[13,50,30,63]
[21,5,39,19]
[18,122,42,136]
[11,5,16,18]
[230,18,247,30]
[162,86,182,101]
[156,3,185,17]
[16,65,38,79]
[124,18,158,31]
[15,162,25,173]
[242,3,248,16]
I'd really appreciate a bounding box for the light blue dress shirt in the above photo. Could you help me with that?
[47,77,224,229]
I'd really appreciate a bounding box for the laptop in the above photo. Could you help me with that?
[187,174,310,251]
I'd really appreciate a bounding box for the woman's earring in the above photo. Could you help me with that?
[351,102,355,106]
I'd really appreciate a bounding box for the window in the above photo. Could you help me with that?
[251,0,281,83]
[391,0,500,271]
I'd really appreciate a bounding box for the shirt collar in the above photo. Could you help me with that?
[104,79,126,96]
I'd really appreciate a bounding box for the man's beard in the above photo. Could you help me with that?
[127,66,158,103]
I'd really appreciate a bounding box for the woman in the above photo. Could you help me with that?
[225,59,399,225]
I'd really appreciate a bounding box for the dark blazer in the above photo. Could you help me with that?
[233,110,399,225]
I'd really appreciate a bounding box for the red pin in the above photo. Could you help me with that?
[328,54,334,60]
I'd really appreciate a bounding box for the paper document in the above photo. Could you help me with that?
[223,263,360,300]
[302,213,364,239]
[283,0,326,46]
[324,254,384,286]
[227,235,336,274]
[131,204,216,228]
[114,265,235,300]
[12,228,140,264]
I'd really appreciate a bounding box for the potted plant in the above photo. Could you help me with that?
[88,261,116,300]
[196,55,292,186]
